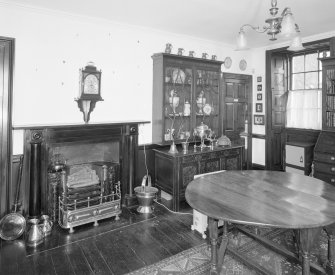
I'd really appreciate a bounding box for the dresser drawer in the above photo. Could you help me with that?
[314,171,335,185]
[314,152,335,164]
[314,162,335,175]
[285,145,305,167]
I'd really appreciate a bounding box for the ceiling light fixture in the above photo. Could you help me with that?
[236,0,305,51]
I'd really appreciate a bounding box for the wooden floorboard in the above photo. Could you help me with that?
[32,251,56,275]
[0,203,203,275]
[50,246,75,275]
[95,232,132,275]
[65,242,93,275]
[79,238,113,275]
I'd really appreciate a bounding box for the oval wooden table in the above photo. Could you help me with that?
[185,170,335,275]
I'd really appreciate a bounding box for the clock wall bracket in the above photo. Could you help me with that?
[75,62,103,123]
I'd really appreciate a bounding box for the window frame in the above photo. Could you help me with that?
[290,50,328,91]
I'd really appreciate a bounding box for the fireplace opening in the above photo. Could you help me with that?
[47,141,121,231]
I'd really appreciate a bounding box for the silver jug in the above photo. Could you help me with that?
[40,215,53,236]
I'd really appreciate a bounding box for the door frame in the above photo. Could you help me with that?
[0,36,15,217]
[221,73,253,169]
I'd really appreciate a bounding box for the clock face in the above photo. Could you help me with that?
[84,74,99,94]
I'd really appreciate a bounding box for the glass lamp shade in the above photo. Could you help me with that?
[236,30,249,51]
[280,10,296,37]
[287,34,305,51]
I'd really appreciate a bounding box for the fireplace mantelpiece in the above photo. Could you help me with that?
[14,121,149,218]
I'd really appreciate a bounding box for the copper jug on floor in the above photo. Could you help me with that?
[134,175,158,214]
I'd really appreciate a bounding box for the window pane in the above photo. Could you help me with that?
[305,53,318,71]
[292,73,304,90]
[319,71,322,88]
[305,72,319,89]
[292,55,304,73]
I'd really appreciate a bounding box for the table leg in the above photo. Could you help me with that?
[298,227,322,275]
[208,218,228,275]
[325,223,335,275]
[208,217,219,274]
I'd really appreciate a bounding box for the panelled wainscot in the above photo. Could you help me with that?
[154,145,243,212]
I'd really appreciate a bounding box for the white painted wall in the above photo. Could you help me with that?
[5,3,334,163]
[1,4,256,154]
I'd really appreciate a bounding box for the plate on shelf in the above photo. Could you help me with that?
[203,104,212,115]
[172,69,186,84]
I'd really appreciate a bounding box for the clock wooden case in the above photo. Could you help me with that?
[79,62,103,101]
[76,62,103,123]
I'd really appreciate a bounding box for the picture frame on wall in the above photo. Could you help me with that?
[257,76,262,82]
[254,115,265,125]
[257,93,262,100]
[256,103,263,112]
[257,84,262,91]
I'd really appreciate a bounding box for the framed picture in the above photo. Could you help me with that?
[257,84,262,91]
[257,93,262,100]
[254,115,265,125]
[257,76,262,82]
[256,103,263,112]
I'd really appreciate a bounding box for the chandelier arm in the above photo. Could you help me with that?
[280,7,291,17]
[240,24,269,34]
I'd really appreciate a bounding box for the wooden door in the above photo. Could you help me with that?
[265,51,288,171]
[0,38,14,217]
[222,73,252,169]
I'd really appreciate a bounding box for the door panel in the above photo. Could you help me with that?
[225,103,234,130]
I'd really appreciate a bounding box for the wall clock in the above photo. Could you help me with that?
[79,62,102,99]
[239,59,247,71]
[223,57,232,69]
[75,62,103,123]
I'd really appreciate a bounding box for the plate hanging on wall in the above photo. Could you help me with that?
[239,59,247,71]
[223,57,232,69]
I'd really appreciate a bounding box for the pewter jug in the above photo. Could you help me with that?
[40,215,53,236]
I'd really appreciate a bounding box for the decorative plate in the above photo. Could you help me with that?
[203,104,212,115]
[172,69,186,84]
[223,57,232,69]
[239,59,247,71]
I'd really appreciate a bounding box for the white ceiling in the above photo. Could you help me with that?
[4,0,335,48]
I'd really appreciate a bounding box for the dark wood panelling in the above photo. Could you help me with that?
[285,128,320,145]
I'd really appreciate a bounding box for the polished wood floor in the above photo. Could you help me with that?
[0,202,205,275]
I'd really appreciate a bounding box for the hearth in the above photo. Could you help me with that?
[14,121,149,223]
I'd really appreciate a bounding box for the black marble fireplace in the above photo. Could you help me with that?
[14,121,149,218]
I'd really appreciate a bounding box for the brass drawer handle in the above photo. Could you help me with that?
[332,167,335,172]
[332,179,335,183]
[331,156,335,161]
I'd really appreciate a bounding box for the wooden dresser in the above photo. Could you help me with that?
[154,145,243,211]
[314,131,335,185]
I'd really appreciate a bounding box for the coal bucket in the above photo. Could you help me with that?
[134,175,158,214]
